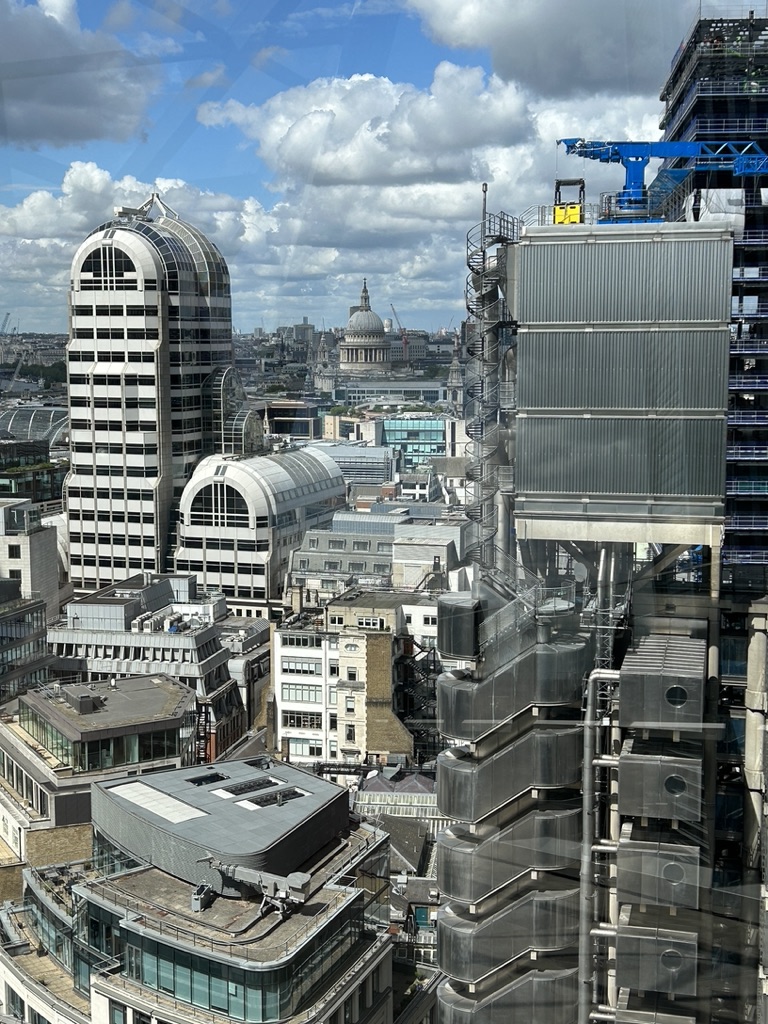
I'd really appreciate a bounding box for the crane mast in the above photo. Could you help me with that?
[390,303,409,364]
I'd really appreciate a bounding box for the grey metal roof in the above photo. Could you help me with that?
[94,758,349,868]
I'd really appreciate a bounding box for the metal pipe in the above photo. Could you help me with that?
[578,668,620,1024]
[607,699,621,1008]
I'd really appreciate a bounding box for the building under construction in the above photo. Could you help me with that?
[435,8,768,1024]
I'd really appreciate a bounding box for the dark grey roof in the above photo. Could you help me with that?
[21,675,195,741]
[93,758,349,881]
[378,813,429,874]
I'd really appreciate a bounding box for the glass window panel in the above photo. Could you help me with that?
[176,950,191,1001]
[210,961,228,1012]
[191,957,208,1008]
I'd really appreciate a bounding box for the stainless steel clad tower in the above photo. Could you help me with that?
[435,12,768,1018]
[435,213,732,1024]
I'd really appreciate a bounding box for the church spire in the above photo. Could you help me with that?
[360,278,370,310]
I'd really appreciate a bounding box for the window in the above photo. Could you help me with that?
[329,686,337,705]
[329,614,344,626]
[328,539,346,550]
[281,633,322,648]
[7,545,20,559]
[353,540,370,551]
[282,711,322,729]
[324,560,341,571]
[347,668,358,682]
[6,984,24,1021]
[281,683,322,702]
[357,616,384,630]
[330,661,339,676]
[8,569,21,581]
[345,696,355,714]
[345,725,356,743]
[281,659,322,675]
[288,738,323,758]
[329,713,338,731]
[109,1002,126,1024]
[189,483,248,528]
[424,614,438,626]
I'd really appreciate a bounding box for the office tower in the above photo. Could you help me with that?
[433,12,768,1022]
[65,194,255,592]
[658,10,768,588]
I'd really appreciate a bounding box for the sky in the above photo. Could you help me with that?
[0,0,712,336]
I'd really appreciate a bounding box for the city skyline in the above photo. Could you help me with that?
[1,0,702,335]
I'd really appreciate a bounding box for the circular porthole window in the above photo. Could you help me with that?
[665,685,688,708]
[664,774,687,796]
[662,862,686,885]
[660,949,684,972]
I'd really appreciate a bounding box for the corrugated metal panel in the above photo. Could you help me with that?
[517,417,725,497]
[518,330,728,411]
[508,227,732,325]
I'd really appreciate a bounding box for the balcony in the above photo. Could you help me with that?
[731,304,768,320]
[730,338,768,355]
[736,231,768,246]
[729,374,768,390]
[678,115,768,139]
[728,410,768,424]
[725,515,768,530]
[726,479,768,493]
[722,547,768,563]
[727,445,768,459]
[662,79,768,135]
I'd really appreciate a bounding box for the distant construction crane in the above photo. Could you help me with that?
[390,303,409,364]
[0,355,25,395]
[0,314,9,337]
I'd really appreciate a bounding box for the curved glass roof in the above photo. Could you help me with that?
[0,405,69,444]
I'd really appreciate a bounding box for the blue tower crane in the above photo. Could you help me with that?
[558,137,768,221]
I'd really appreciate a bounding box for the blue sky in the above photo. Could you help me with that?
[0,0,704,334]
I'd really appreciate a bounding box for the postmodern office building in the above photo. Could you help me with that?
[65,194,258,592]
[174,447,346,619]
[433,11,768,1021]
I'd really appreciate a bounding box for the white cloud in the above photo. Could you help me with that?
[185,62,228,88]
[402,0,699,98]
[0,0,158,146]
[198,62,530,186]
[0,161,472,334]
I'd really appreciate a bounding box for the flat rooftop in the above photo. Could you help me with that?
[328,588,439,611]
[33,822,384,966]
[20,675,196,741]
